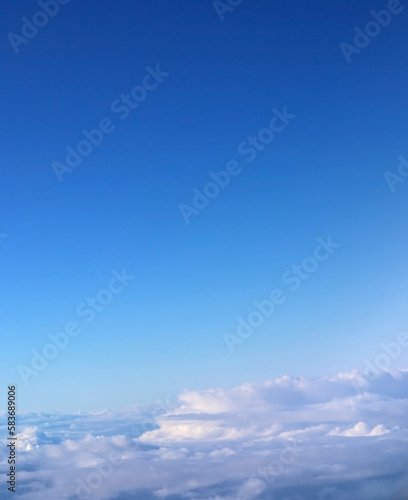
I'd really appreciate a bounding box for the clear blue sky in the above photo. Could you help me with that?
[1,0,408,412]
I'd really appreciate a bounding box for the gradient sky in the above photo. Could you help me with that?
[1,0,408,412]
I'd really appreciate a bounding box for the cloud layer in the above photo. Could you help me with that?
[1,368,408,499]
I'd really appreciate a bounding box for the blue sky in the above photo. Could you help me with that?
[1,0,408,412]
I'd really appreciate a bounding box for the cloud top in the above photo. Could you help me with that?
[1,368,408,499]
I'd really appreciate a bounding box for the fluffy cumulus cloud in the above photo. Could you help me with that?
[1,369,408,499]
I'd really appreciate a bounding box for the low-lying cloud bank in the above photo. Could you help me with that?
[1,368,408,499]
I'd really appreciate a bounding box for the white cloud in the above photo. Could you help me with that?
[1,368,408,499]
[328,421,391,437]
